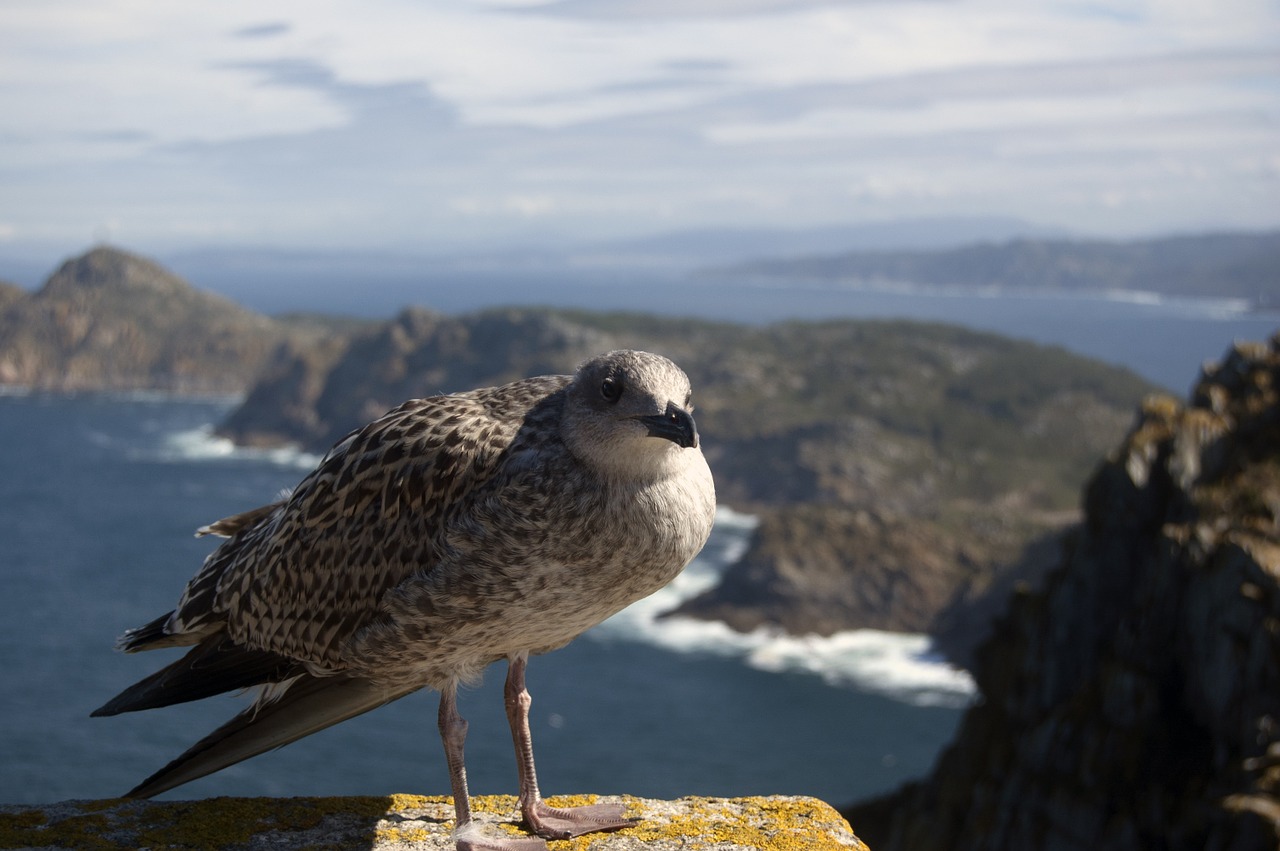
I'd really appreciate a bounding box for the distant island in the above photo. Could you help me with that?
[707,230,1280,308]
[0,246,1161,667]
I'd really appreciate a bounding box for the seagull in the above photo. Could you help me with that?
[93,349,716,851]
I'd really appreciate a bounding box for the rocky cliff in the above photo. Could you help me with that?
[848,335,1280,851]
[0,247,312,395]
[0,281,23,312]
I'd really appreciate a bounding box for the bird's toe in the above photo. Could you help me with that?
[524,800,633,839]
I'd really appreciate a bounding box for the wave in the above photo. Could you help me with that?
[152,424,323,469]
[593,508,977,708]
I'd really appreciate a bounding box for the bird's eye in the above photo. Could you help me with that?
[600,377,623,403]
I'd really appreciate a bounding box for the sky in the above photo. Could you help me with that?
[2,0,1278,261]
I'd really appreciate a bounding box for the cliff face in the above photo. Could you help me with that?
[666,503,1065,666]
[0,247,306,395]
[852,336,1280,851]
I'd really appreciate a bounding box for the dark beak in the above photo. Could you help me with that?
[637,402,699,449]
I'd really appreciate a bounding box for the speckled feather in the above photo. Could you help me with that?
[113,349,716,692]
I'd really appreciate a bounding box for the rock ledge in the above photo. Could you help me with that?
[0,794,866,850]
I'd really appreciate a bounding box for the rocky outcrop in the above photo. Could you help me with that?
[848,335,1280,851]
[666,504,982,636]
[665,503,1066,665]
[0,794,866,850]
[0,247,313,395]
[0,281,23,312]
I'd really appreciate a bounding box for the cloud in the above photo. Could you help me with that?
[231,21,292,39]
[0,0,1276,251]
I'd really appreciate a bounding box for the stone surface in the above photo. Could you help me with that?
[0,795,866,851]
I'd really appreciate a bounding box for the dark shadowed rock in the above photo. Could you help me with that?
[847,335,1280,851]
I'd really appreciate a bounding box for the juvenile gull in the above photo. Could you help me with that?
[93,349,716,851]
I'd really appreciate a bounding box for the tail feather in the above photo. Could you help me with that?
[115,612,177,652]
[92,635,303,717]
[126,675,421,799]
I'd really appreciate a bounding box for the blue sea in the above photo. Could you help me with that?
[0,284,1275,811]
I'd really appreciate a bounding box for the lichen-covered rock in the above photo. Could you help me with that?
[849,335,1280,851]
[0,794,866,851]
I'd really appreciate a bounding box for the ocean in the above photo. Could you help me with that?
[0,286,1275,811]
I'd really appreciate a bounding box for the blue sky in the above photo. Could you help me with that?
[2,0,1278,259]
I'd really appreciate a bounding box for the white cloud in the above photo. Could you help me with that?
[0,0,1276,249]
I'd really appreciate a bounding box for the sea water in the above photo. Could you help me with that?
[0,394,966,808]
[0,288,1274,809]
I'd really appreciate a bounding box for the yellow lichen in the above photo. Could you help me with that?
[0,810,114,850]
[0,794,865,850]
[583,796,867,851]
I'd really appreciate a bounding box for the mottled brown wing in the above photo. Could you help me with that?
[169,375,571,670]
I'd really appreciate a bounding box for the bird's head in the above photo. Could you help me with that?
[563,349,702,477]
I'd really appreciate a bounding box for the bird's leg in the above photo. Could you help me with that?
[439,684,546,851]
[504,655,633,839]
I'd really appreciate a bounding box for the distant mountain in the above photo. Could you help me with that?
[712,231,1280,305]
[0,246,318,395]
[577,216,1071,266]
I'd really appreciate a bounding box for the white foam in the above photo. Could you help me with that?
[593,509,976,708]
[155,424,322,469]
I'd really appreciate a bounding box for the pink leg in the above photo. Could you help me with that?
[439,684,546,851]
[504,655,633,839]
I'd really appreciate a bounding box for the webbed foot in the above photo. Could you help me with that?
[455,824,547,851]
[523,799,633,840]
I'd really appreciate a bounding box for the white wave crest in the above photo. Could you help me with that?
[593,509,976,708]
[156,425,322,469]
